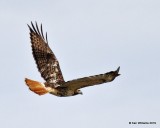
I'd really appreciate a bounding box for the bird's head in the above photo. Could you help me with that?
[75,89,83,95]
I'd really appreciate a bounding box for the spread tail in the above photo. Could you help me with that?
[25,78,51,95]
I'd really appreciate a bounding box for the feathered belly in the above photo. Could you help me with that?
[49,88,74,97]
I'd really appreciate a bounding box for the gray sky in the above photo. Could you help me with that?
[0,0,160,128]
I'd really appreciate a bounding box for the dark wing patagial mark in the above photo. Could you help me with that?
[28,22,65,87]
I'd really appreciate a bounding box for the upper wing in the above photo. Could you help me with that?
[63,67,120,90]
[28,22,65,87]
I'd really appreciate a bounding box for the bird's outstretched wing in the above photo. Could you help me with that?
[63,67,120,90]
[28,22,64,87]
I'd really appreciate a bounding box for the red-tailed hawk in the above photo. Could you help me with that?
[25,22,120,97]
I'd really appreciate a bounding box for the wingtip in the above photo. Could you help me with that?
[116,66,120,76]
[27,23,33,33]
[116,66,120,73]
[27,24,31,29]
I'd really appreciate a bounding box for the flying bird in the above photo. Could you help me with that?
[25,22,120,97]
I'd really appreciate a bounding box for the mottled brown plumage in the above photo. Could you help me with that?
[28,22,64,87]
[25,22,120,97]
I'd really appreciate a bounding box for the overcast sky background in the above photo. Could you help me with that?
[0,0,160,128]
